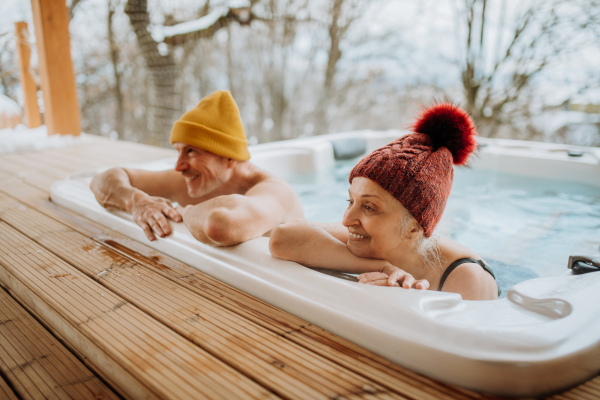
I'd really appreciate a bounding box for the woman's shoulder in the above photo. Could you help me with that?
[435,237,498,300]
[436,236,482,268]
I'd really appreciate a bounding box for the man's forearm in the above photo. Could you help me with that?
[178,203,213,245]
[90,168,138,212]
[180,194,283,247]
[180,203,262,246]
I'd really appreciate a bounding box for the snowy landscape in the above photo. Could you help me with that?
[0,0,599,149]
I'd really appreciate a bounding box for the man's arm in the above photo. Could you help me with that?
[177,177,303,246]
[90,168,183,241]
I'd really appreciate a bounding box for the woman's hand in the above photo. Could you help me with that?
[358,263,430,290]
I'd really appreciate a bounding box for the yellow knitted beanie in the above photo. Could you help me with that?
[170,90,250,161]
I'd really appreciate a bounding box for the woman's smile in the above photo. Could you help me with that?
[349,232,369,240]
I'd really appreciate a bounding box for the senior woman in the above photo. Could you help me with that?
[269,103,498,301]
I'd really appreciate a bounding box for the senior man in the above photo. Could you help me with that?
[91,90,304,246]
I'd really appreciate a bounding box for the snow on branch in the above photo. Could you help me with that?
[149,0,251,43]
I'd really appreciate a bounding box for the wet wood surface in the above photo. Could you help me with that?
[0,286,119,400]
[0,135,597,400]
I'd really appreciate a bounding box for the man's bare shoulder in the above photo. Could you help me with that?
[243,163,292,192]
[242,163,304,219]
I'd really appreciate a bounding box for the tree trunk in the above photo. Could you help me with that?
[108,0,124,138]
[314,0,344,136]
[125,0,179,147]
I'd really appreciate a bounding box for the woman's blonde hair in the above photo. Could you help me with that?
[397,209,441,270]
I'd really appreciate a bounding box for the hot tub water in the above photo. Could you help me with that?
[288,160,600,295]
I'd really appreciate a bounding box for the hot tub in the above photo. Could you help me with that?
[51,130,600,397]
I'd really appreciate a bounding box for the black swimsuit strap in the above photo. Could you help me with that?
[438,257,496,292]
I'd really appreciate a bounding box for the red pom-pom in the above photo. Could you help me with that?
[411,103,478,166]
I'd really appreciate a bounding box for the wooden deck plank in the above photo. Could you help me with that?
[0,326,65,400]
[0,374,18,400]
[30,137,175,167]
[0,223,279,400]
[0,137,174,182]
[52,138,176,163]
[0,349,49,400]
[560,384,600,400]
[0,194,407,400]
[0,137,175,198]
[0,230,277,400]
[0,288,119,400]
[0,155,66,181]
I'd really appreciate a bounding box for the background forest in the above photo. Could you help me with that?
[1,0,599,148]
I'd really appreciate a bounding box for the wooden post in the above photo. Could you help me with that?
[30,0,81,136]
[14,22,42,129]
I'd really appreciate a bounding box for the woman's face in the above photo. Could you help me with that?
[342,177,413,259]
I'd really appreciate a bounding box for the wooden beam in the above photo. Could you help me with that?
[30,0,80,136]
[14,22,41,129]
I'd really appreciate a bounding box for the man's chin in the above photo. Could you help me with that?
[187,189,203,198]
[186,184,203,198]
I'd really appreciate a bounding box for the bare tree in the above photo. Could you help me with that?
[64,0,597,147]
[457,0,578,137]
[0,32,20,103]
[313,0,370,135]
[124,0,179,146]
[124,0,255,146]
[68,0,87,21]
[108,0,124,137]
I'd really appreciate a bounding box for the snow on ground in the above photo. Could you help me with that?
[0,125,91,155]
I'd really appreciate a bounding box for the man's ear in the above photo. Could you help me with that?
[227,158,236,168]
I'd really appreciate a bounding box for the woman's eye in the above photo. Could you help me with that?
[346,199,353,206]
[365,205,373,211]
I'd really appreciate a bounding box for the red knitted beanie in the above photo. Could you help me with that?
[348,103,477,237]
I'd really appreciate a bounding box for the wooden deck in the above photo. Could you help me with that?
[0,136,598,400]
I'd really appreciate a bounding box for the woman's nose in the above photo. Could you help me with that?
[342,205,358,227]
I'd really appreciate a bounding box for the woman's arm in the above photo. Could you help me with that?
[269,219,387,273]
[313,222,349,244]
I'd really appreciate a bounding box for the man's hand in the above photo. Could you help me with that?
[131,191,182,241]
[358,263,430,290]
